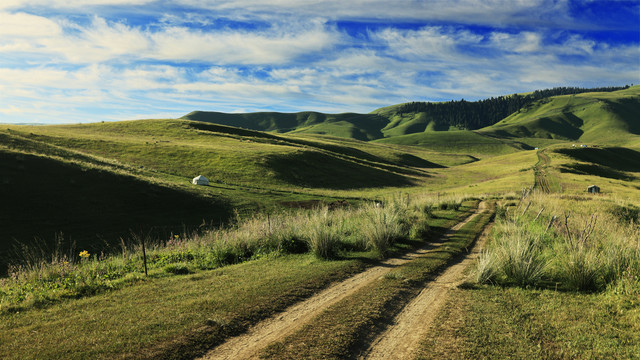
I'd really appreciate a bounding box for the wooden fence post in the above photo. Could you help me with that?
[141,236,148,276]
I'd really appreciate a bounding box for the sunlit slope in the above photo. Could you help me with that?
[181,111,387,141]
[1,119,449,271]
[428,150,540,194]
[371,130,531,156]
[479,86,640,145]
[372,104,450,137]
[2,119,440,192]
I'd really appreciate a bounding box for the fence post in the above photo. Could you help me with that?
[141,236,148,276]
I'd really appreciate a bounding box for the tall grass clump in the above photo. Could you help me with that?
[477,191,640,293]
[304,208,341,259]
[475,250,500,284]
[561,244,601,291]
[493,229,547,286]
[361,202,408,255]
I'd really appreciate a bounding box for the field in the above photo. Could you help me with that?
[1,87,639,359]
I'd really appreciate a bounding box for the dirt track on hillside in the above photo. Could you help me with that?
[198,204,488,360]
[359,211,493,359]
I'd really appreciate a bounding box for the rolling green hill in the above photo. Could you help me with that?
[182,86,640,152]
[0,119,445,272]
[181,111,387,141]
[3,85,639,274]
[479,86,640,145]
[372,130,531,156]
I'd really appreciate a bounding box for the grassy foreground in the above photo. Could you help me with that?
[260,200,495,359]
[418,193,640,359]
[0,196,473,360]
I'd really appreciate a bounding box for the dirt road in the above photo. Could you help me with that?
[198,204,488,360]
[358,216,493,359]
[534,150,552,193]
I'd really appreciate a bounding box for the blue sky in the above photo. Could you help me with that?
[0,0,638,124]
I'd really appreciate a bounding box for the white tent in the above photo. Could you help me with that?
[192,175,209,185]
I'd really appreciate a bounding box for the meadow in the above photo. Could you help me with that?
[1,86,639,359]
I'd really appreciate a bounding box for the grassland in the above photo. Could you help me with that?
[1,85,639,359]
[418,192,640,359]
[372,130,531,157]
[480,86,640,145]
[0,196,476,360]
[0,119,449,273]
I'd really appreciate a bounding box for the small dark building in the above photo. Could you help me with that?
[587,185,600,194]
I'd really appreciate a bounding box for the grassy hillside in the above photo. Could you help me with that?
[0,119,447,273]
[0,148,232,272]
[372,130,531,156]
[181,111,387,141]
[479,86,640,145]
[181,87,640,153]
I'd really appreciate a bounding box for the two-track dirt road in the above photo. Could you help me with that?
[199,203,492,360]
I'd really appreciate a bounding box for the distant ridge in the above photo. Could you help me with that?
[181,111,386,141]
[182,85,639,147]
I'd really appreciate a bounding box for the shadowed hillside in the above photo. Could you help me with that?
[0,149,233,274]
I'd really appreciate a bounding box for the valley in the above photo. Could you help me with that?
[1,85,639,359]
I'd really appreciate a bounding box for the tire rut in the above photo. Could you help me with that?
[359,208,493,359]
[198,205,487,360]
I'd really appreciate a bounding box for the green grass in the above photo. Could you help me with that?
[373,130,528,156]
[0,148,233,275]
[0,254,366,360]
[0,119,449,273]
[182,111,387,141]
[418,193,640,359]
[0,198,477,360]
[260,200,495,359]
[479,86,640,145]
[417,286,640,359]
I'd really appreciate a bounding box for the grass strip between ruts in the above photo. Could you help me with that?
[0,203,478,360]
[260,200,495,359]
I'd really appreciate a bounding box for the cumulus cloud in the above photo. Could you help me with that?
[0,0,636,123]
[150,20,339,64]
[175,0,571,28]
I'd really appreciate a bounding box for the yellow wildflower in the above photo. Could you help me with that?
[79,250,90,258]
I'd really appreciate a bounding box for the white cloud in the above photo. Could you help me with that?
[0,13,339,65]
[0,12,61,37]
[0,1,636,124]
[174,0,570,27]
[150,21,339,64]
[0,0,153,10]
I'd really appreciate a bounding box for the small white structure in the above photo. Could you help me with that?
[587,185,600,194]
[192,175,209,186]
